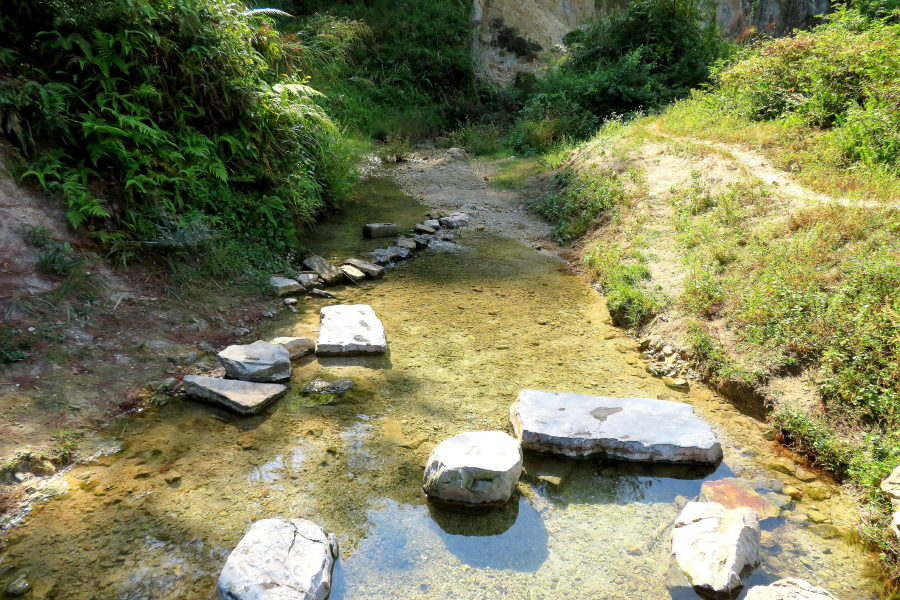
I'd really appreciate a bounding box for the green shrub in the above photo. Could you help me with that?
[0,0,357,261]
[0,326,32,363]
[583,245,668,327]
[450,122,503,156]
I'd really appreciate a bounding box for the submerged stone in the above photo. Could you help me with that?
[217,518,338,600]
[304,377,355,395]
[672,501,760,599]
[218,340,292,382]
[744,578,836,599]
[423,431,522,506]
[183,375,287,415]
[302,255,343,286]
[701,478,781,520]
[510,389,723,464]
[315,304,387,355]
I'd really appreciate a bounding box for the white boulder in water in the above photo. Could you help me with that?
[217,518,338,600]
[315,304,387,355]
[423,431,522,506]
[744,579,837,599]
[218,340,292,382]
[510,389,723,464]
[671,501,760,598]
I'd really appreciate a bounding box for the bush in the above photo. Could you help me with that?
[450,122,503,156]
[0,0,357,262]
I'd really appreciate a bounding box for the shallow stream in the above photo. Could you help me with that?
[0,176,881,599]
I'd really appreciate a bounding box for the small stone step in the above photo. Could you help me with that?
[396,237,417,251]
[270,336,315,359]
[302,255,342,286]
[363,223,399,239]
[183,375,286,415]
[218,340,291,382]
[438,217,459,229]
[316,304,386,355]
[340,264,366,283]
[423,431,522,506]
[343,258,384,279]
[269,276,304,297]
[423,219,441,230]
[414,223,436,235]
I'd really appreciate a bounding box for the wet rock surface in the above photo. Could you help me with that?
[315,304,387,355]
[701,478,782,520]
[671,501,761,598]
[423,431,522,506]
[510,389,723,463]
[302,255,343,286]
[217,518,338,600]
[183,375,287,415]
[343,258,384,279]
[218,341,292,382]
[745,578,837,599]
[304,377,355,395]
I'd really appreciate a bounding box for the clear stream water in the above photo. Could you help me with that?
[0,176,881,599]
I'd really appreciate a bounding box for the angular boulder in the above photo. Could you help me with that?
[423,431,522,506]
[438,217,458,229]
[510,390,723,464]
[744,578,836,600]
[217,518,338,600]
[218,340,292,382]
[297,272,319,290]
[396,237,417,251]
[423,219,441,230]
[302,255,342,286]
[183,375,286,415]
[340,264,366,283]
[881,464,900,510]
[269,276,304,297]
[315,304,387,356]
[369,248,401,266]
[414,223,436,235]
[343,258,384,279]
[270,337,315,359]
[701,478,781,520]
[363,223,399,239]
[449,212,470,226]
[672,501,760,599]
[412,234,431,249]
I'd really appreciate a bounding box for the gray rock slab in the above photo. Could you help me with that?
[218,340,292,382]
[510,389,723,464]
[340,264,366,283]
[269,276,304,297]
[423,431,522,506]
[414,223,436,235]
[298,272,319,290]
[270,337,315,359]
[672,502,760,598]
[217,518,338,600]
[302,255,342,286]
[438,217,459,229]
[183,375,286,415]
[369,248,400,266]
[363,223,399,239]
[396,237,417,251]
[316,304,387,356]
[449,213,470,226]
[343,258,384,279]
[423,219,441,230]
[412,234,431,249]
[745,579,837,600]
[310,289,335,298]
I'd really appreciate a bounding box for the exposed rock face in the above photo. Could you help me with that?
[715,0,829,38]
[302,255,343,286]
[363,223,399,239]
[270,337,315,359]
[218,341,292,382]
[343,258,385,279]
[510,389,723,463]
[881,464,900,509]
[744,578,837,600]
[672,502,761,598]
[316,304,387,355]
[217,518,338,600]
[269,276,304,297]
[183,375,287,415]
[423,431,523,506]
[701,478,781,520]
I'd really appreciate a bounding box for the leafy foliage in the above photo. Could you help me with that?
[0,0,357,258]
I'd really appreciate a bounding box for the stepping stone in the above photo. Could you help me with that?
[217,518,338,600]
[423,219,441,229]
[509,389,723,464]
[270,336,315,359]
[340,264,366,283]
[745,578,837,599]
[438,217,459,229]
[701,478,781,520]
[396,237,417,251]
[412,234,431,249]
[304,377,355,395]
[369,248,401,265]
[298,272,319,289]
[343,258,384,279]
[414,223,436,235]
[449,212,470,226]
[363,223,399,239]
[316,304,387,355]
[269,276,304,297]
[183,375,286,415]
[423,431,522,506]
[302,255,342,286]
[311,288,335,298]
[672,501,760,599]
[218,340,292,382]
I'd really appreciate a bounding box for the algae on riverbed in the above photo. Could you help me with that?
[0,176,881,600]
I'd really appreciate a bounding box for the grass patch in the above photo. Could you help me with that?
[488,158,543,190]
[584,245,668,327]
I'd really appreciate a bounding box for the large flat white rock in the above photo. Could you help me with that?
[423,431,522,506]
[745,578,837,600]
[315,304,387,356]
[217,518,338,600]
[183,375,286,415]
[672,502,760,598]
[510,389,723,464]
